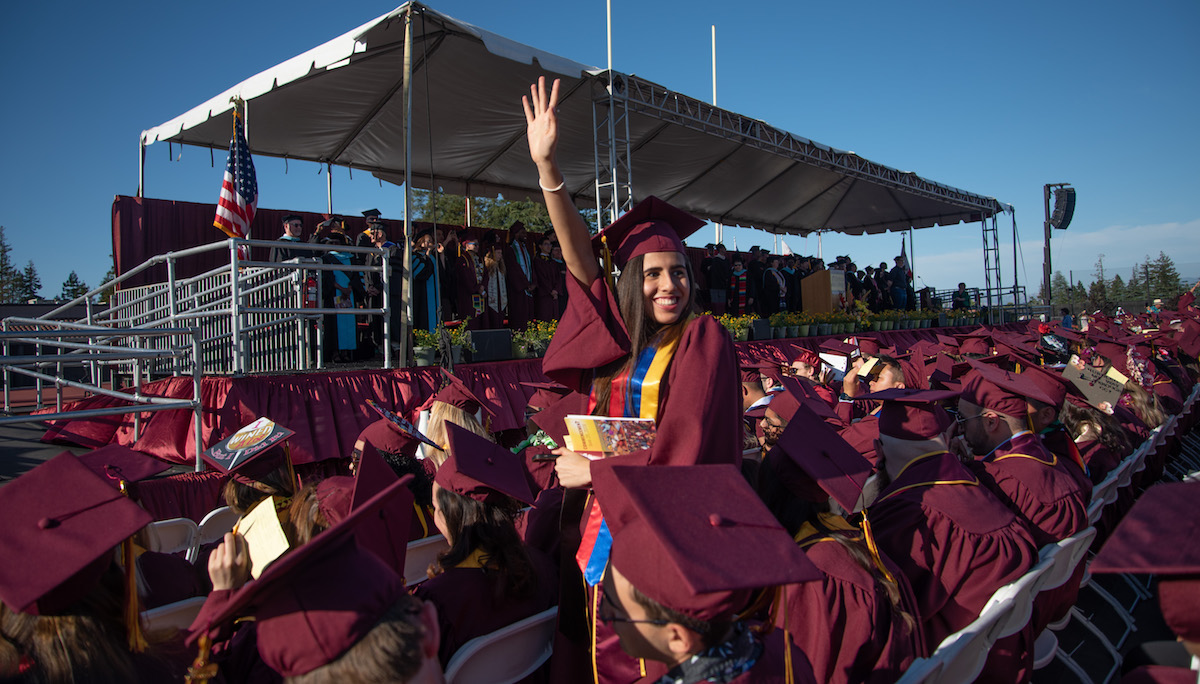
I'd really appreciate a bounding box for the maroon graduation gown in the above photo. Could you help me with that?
[504,241,536,330]
[1122,665,1200,684]
[867,451,1039,684]
[729,628,818,684]
[138,550,202,610]
[452,252,485,328]
[411,547,558,667]
[776,532,924,684]
[1077,439,1122,486]
[532,254,561,321]
[838,413,881,467]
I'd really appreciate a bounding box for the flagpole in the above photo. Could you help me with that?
[399,7,415,369]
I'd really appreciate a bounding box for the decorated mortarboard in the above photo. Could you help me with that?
[281,214,303,223]
[591,462,821,622]
[0,452,153,615]
[591,196,705,269]
[349,443,415,572]
[438,423,535,506]
[857,388,961,440]
[1091,482,1200,642]
[767,402,872,511]
[790,344,821,367]
[187,477,413,678]
[418,368,496,418]
[364,399,438,452]
[77,444,171,489]
[202,417,294,483]
[960,358,1056,416]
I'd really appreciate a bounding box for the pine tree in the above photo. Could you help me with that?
[1149,251,1183,301]
[60,271,89,301]
[13,261,41,301]
[0,226,17,303]
[1108,273,1126,303]
[98,256,118,304]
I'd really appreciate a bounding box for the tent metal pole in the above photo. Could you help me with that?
[399,6,414,369]
[138,138,146,198]
[327,163,333,214]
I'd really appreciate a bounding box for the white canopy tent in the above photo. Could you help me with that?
[141,2,1018,358]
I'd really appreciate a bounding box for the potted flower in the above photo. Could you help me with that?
[441,322,475,364]
[717,313,752,342]
[413,328,437,367]
[512,319,557,358]
[769,312,790,339]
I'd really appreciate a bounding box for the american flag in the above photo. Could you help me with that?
[213,114,257,259]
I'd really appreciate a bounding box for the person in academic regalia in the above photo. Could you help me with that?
[363,222,401,353]
[747,247,766,316]
[503,222,537,330]
[525,76,742,683]
[411,425,557,668]
[1060,397,1130,485]
[760,255,787,316]
[550,243,569,318]
[0,453,183,682]
[532,234,561,322]
[754,404,924,684]
[418,367,499,468]
[591,461,822,684]
[956,361,1090,552]
[412,228,442,333]
[450,234,486,329]
[863,388,1040,684]
[317,228,366,363]
[1091,482,1200,684]
[728,255,750,316]
[480,232,508,329]
[186,476,447,684]
[268,214,312,263]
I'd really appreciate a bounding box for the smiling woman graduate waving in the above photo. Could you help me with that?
[524,77,742,684]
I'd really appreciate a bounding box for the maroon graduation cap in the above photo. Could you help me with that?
[857,388,961,440]
[790,344,821,368]
[767,402,872,511]
[590,196,705,269]
[592,462,821,622]
[0,452,153,615]
[348,443,415,573]
[520,380,571,412]
[437,423,535,506]
[529,390,587,448]
[187,477,413,678]
[960,358,1056,416]
[1091,482,1200,642]
[77,444,171,490]
[418,368,497,419]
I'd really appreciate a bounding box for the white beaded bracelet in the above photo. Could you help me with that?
[539,178,565,193]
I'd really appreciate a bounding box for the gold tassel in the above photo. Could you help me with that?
[601,235,617,292]
[122,538,148,653]
[185,633,219,684]
[859,511,897,587]
[639,659,646,677]
[781,586,794,684]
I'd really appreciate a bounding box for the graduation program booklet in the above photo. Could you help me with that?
[562,415,656,459]
[236,496,291,579]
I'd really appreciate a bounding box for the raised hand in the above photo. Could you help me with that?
[522,76,561,170]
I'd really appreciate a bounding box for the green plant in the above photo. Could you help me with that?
[440,323,475,352]
[414,328,437,348]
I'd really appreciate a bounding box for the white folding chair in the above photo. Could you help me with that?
[926,599,1011,684]
[1034,528,1098,681]
[981,557,1053,640]
[190,506,239,563]
[893,657,943,684]
[444,606,558,684]
[140,596,207,634]
[404,534,449,586]
[145,517,199,556]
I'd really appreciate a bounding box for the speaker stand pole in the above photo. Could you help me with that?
[1043,183,1053,309]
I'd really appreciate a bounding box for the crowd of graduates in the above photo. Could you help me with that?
[3,76,1200,684]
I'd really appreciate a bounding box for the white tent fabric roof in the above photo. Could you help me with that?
[142,2,1007,236]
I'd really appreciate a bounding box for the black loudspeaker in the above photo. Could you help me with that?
[750,319,772,341]
[467,329,513,362]
[1050,187,1076,230]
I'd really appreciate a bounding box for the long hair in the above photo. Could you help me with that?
[1061,401,1132,457]
[423,401,493,468]
[591,253,698,415]
[1123,380,1166,428]
[221,463,296,517]
[0,562,138,684]
[428,487,535,602]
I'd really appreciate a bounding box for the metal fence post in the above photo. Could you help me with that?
[382,247,392,369]
[192,329,204,472]
[229,241,244,375]
[168,256,180,377]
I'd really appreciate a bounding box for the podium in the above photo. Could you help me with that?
[800,269,846,313]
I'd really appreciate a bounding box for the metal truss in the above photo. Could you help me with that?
[592,73,634,229]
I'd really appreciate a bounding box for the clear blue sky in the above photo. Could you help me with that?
[2,0,1198,299]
